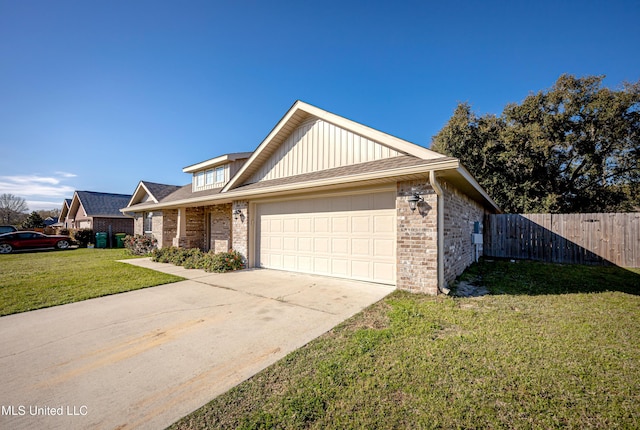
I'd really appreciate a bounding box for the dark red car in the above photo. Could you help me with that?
[0,231,74,254]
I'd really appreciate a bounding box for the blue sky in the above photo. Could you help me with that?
[1,0,638,211]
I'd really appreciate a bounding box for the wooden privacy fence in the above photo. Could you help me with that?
[484,213,640,267]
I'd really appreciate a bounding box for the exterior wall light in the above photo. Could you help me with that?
[408,193,423,211]
[233,209,244,222]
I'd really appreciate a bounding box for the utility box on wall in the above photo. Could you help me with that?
[471,233,483,244]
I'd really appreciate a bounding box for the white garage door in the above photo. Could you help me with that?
[256,191,396,285]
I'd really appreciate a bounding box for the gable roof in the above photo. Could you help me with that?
[72,191,132,218]
[122,101,500,213]
[223,100,445,192]
[59,198,72,223]
[127,181,183,207]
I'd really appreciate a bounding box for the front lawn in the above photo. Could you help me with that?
[0,248,184,316]
[171,261,640,429]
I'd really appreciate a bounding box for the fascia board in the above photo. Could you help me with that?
[224,101,446,193]
[183,152,254,173]
[299,103,445,160]
[126,159,461,211]
[455,166,502,213]
[183,155,230,173]
[222,101,303,192]
[126,182,156,208]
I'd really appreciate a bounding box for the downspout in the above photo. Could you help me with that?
[429,171,449,295]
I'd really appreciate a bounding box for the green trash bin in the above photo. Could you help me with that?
[115,233,126,248]
[95,232,108,249]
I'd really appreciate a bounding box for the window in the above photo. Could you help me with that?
[205,169,214,185]
[144,212,153,234]
[195,171,204,188]
[215,166,225,183]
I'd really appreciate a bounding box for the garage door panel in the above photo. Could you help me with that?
[314,237,329,252]
[332,237,349,254]
[314,218,329,232]
[283,237,296,251]
[257,191,396,285]
[299,218,312,232]
[351,260,370,279]
[314,257,329,273]
[270,236,283,251]
[374,238,394,256]
[270,219,283,233]
[332,259,349,276]
[283,254,296,267]
[298,237,313,251]
[283,218,296,233]
[351,238,370,256]
[352,216,371,233]
[332,217,349,233]
[299,256,312,271]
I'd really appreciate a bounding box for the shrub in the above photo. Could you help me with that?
[59,228,70,236]
[151,248,245,273]
[201,250,245,273]
[123,234,157,255]
[74,229,94,248]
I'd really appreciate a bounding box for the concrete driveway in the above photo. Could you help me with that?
[0,260,393,429]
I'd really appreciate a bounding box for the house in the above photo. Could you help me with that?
[63,191,134,235]
[43,216,58,227]
[124,101,499,294]
[58,199,73,229]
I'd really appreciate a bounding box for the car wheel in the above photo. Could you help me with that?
[0,243,12,254]
[56,240,70,250]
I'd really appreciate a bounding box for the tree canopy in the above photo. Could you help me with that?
[431,75,640,213]
[21,211,46,230]
[0,193,28,225]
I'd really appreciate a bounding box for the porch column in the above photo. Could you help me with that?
[173,207,188,248]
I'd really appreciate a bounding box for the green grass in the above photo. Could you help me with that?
[171,261,640,429]
[0,248,184,316]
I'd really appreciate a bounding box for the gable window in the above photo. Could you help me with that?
[144,212,153,234]
[215,166,225,184]
[195,171,204,188]
[205,169,214,185]
[216,167,224,183]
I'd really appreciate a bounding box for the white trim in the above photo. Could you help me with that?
[183,152,252,173]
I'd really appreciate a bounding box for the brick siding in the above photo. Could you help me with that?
[231,201,248,261]
[207,203,232,253]
[441,180,487,286]
[161,210,176,248]
[396,180,439,295]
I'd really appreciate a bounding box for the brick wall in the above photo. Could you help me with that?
[184,207,205,249]
[133,214,143,236]
[231,201,248,261]
[441,180,486,286]
[161,210,177,248]
[207,203,232,253]
[396,180,439,295]
[92,217,134,235]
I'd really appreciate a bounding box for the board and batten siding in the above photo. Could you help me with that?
[248,118,404,183]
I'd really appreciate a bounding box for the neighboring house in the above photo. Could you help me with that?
[58,199,73,229]
[43,217,58,227]
[124,101,500,294]
[64,191,134,235]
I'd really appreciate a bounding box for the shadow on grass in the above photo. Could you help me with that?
[457,258,640,296]
[3,246,80,255]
